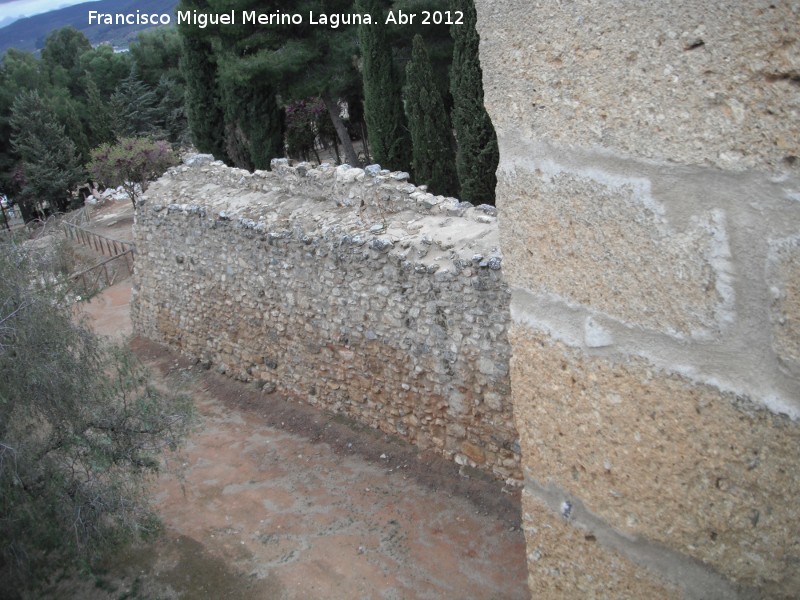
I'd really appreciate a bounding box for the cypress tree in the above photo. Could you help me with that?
[177,0,228,161]
[356,0,411,172]
[405,35,459,197]
[216,56,284,171]
[450,0,498,205]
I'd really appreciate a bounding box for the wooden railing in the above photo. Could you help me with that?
[63,220,136,297]
[63,206,91,227]
[70,250,134,297]
[63,222,136,258]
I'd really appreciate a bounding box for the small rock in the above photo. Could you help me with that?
[371,238,393,251]
[185,154,215,167]
[476,204,498,217]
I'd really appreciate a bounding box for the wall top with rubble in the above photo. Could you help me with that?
[142,155,503,273]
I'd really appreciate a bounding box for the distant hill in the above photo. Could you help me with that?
[0,0,178,54]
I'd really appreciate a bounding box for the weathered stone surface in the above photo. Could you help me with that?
[520,491,680,600]
[133,158,519,481]
[769,236,800,378]
[511,326,800,595]
[476,0,800,174]
[499,167,732,338]
[478,0,800,597]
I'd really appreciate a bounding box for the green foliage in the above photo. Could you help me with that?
[449,0,498,205]
[129,28,184,88]
[216,54,284,171]
[110,69,162,139]
[177,0,228,161]
[0,239,191,594]
[0,50,47,194]
[88,137,178,208]
[47,84,91,161]
[205,0,361,165]
[386,0,454,101]
[0,49,46,96]
[78,44,132,97]
[0,23,186,208]
[84,76,116,148]
[405,35,458,196]
[357,0,411,172]
[40,26,92,96]
[285,97,338,163]
[10,91,85,218]
[155,73,191,147]
[129,29,190,146]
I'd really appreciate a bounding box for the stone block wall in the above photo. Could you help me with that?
[475,0,800,598]
[132,158,520,481]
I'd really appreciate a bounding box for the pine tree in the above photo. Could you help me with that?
[110,69,161,139]
[155,73,190,146]
[10,91,84,217]
[356,0,411,172]
[450,0,498,205]
[84,75,115,147]
[40,26,92,97]
[405,35,459,197]
[212,0,362,166]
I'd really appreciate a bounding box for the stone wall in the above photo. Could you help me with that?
[475,1,800,598]
[132,157,520,482]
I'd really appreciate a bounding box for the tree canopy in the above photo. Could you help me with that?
[10,91,85,219]
[0,26,188,218]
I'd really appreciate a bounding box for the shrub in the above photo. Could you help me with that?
[0,239,191,594]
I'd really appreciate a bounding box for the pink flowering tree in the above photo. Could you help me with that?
[88,137,178,209]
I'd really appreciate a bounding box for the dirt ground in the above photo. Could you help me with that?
[66,201,530,600]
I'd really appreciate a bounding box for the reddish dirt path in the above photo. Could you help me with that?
[77,280,529,599]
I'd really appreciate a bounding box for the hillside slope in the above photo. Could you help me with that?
[0,0,178,54]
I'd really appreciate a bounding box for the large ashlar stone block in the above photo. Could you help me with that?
[521,490,680,599]
[511,325,800,596]
[499,168,733,338]
[476,0,800,173]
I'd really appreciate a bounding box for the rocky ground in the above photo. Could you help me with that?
[48,198,530,599]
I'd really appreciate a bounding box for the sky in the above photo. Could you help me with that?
[0,0,100,21]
